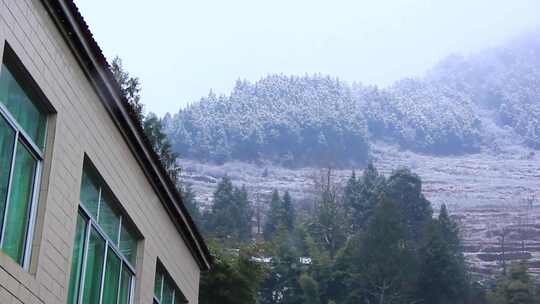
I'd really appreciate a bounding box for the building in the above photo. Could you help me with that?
[0,1,211,303]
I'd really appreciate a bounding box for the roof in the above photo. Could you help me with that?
[40,0,212,271]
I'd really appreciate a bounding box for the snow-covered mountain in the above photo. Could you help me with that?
[165,31,540,278]
[164,31,540,167]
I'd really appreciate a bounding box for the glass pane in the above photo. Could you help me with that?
[162,278,175,304]
[2,141,36,263]
[154,270,163,300]
[67,213,87,304]
[118,265,132,304]
[82,228,106,304]
[98,192,120,244]
[119,223,137,266]
[0,116,15,228]
[80,170,99,219]
[102,248,121,304]
[0,64,46,149]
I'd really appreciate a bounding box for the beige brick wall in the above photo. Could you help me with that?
[0,0,201,303]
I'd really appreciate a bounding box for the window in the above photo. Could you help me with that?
[67,163,138,304]
[153,263,187,304]
[0,60,47,268]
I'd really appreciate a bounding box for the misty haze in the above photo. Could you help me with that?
[5,1,540,304]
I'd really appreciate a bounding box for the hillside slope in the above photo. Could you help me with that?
[165,31,540,167]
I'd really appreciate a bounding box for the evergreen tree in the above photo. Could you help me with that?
[207,177,252,242]
[309,169,348,258]
[233,185,253,241]
[345,163,384,231]
[299,274,321,304]
[264,190,282,240]
[259,227,305,304]
[199,243,266,304]
[180,183,202,227]
[282,191,295,231]
[143,113,181,183]
[355,197,418,304]
[384,168,432,243]
[417,213,469,304]
[110,56,180,183]
[110,56,144,122]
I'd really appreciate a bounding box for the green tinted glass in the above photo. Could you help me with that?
[80,170,99,219]
[102,249,121,304]
[118,265,132,304]
[82,228,106,304]
[98,192,120,244]
[119,223,137,266]
[154,270,163,300]
[0,116,15,228]
[67,213,87,304]
[162,278,175,304]
[2,141,36,262]
[0,64,46,149]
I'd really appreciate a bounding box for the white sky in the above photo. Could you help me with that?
[74,0,540,116]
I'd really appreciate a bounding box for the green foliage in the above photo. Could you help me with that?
[487,261,538,304]
[417,206,469,304]
[264,190,296,240]
[282,191,295,231]
[308,169,348,259]
[264,190,283,241]
[110,57,143,122]
[384,168,433,243]
[259,227,305,304]
[179,183,202,227]
[354,197,419,304]
[199,242,266,304]
[110,56,180,183]
[344,163,385,231]
[143,113,181,183]
[198,164,475,304]
[298,274,320,304]
[206,177,253,242]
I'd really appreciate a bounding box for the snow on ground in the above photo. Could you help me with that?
[178,141,540,279]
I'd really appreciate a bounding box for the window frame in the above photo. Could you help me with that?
[0,88,45,270]
[70,162,139,304]
[75,207,136,304]
[153,262,188,304]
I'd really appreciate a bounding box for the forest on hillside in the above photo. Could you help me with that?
[108,30,540,304]
[187,165,540,304]
[164,31,540,167]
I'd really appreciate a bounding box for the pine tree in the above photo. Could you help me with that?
[110,56,180,183]
[208,177,253,242]
[110,56,144,122]
[384,168,432,243]
[309,169,348,258]
[355,197,418,304]
[282,191,295,231]
[417,217,468,304]
[208,176,235,239]
[200,243,266,304]
[180,183,202,227]
[264,190,282,241]
[233,185,253,241]
[343,164,384,232]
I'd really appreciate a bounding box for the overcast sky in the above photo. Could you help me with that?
[74,0,540,116]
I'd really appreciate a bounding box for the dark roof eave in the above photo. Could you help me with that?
[40,0,211,271]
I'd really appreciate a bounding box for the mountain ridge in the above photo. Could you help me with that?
[164,31,540,167]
